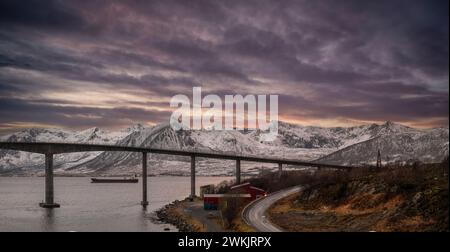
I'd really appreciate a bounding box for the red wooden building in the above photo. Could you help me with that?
[203,183,267,210]
[203,194,251,210]
[229,182,267,200]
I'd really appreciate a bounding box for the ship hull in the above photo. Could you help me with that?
[91,178,138,183]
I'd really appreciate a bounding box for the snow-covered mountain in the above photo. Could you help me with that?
[0,125,144,175]
[0,121,448,176]
[316,125,449,165]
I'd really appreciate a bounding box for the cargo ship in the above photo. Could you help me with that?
[91,177,138,183]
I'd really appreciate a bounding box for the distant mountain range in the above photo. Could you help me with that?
[0,121,448,176]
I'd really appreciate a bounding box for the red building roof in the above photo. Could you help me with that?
[230,183,265,193]
[230,182,251,190]
[204,194,251,198]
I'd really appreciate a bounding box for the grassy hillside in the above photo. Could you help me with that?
[245,160,448,232]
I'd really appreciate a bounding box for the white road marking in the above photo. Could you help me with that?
[244,186,302,232]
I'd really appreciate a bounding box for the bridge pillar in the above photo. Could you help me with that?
[278,163,282,179]
[190,155,196,199]
[39,153,60,208]
[141,152,148,207]
[236,159,241,185]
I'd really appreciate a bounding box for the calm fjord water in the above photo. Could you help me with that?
[0,176,231,232]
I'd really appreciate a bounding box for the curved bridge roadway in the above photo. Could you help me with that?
[243,186,302,232]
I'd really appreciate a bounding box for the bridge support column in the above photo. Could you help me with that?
[39,153,60,208]
[190,155,196,200]
[141,152,148,207]
[236,159,241,185]
[278,163,282,179]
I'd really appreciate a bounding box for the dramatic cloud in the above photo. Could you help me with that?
[0,0,448,133]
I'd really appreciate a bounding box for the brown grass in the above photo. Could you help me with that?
[264,159,449,232]
[231,216,256,232]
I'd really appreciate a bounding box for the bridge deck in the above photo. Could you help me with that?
[0,142,352,170]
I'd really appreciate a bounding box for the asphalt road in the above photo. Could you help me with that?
[243,186,302,232]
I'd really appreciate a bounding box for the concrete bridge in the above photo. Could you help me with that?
[0,142,353,208]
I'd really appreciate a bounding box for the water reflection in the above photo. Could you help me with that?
[41,208,55,232]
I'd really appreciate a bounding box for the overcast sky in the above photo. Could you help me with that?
[0,0,448,133]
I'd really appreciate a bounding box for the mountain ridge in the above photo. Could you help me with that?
[0,121,448,176]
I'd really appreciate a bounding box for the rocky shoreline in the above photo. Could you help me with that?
[155,199,198,232]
